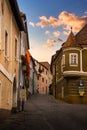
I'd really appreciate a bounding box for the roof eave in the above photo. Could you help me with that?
[9,0,25,31]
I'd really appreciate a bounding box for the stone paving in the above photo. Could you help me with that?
[0,94,87,130]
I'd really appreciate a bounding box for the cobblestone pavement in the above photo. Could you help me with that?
[0,94,87,130]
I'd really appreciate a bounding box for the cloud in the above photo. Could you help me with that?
[44,39,58,49]
[45,44,53,49]
[45,30,50,35]
[35,11,87,33]
[29,22,35,27]
[58,11,87,32]
[57,38,63,42]
[29,11,87,34]
[36,16,61,28]
[85,11,87,14]
[47,39,57,45]
[53,31,60,37]
[63,31,70,36]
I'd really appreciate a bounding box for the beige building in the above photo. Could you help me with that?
[0,0,24,115]
[35,61,52,94]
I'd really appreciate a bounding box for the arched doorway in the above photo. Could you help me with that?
[12,77,17,112]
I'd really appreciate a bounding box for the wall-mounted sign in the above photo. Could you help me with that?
[20,88,26,100]
[79,80,84,86]
[79,87,84,96]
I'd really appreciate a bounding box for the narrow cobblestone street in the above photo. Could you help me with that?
[0,94,87,130]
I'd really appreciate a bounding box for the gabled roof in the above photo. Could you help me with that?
[76,24,87,45]
[62,24,87,48]
[62,30,79,48]
[40,62,50,70]
[9,0,24,31]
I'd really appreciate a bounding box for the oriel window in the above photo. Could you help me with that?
[69,53,78,66]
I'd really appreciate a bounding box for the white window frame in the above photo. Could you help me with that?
[69,53,78,66]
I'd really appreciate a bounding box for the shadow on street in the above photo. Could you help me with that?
[0,94,87,130]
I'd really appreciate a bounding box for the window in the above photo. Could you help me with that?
[42,68,44,72]
[42,78,44,82]
[5,30,8,57]
[37,75,39,80]
[15,38,18,59]
[61,55,65,72]
[69,53,78,66]
[1,0,4,15]
[61,55,65,66]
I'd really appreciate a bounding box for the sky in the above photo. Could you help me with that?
[17,0,87,63]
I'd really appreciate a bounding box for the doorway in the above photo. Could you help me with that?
[12,77,17,111]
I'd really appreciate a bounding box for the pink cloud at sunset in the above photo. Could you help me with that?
[63,31,70,36]
[47,39,57,45]
[59,11,87,32]
[44,39,58,49]
[53,31,60,37]
[36,16,61,28]
[45,37,63,49]
[45,30,50,35]
[29,11,87,33]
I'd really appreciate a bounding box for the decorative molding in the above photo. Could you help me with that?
[63,47,81,52]
[0,63,13,82]
[63,71,87,76]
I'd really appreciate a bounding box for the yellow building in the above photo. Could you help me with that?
[0,0,24,117]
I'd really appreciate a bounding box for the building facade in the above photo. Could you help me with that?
[50,25,87,104]
[35,61,52,94]
[0,0,24,116]
[18,12,30,110]
[28,56,37,95]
